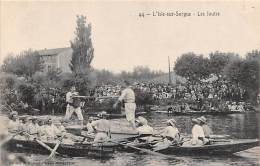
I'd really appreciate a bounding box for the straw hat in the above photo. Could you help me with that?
[197,116,207,124]
[167,119,176,126]
[191,118,200,124]
[135,116,148,126]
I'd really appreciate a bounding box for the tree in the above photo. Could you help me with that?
[1,49,43,77]
[223,51,260,103]
[223,59,243,84]
[246,50,260,62]
[174,52,210,80]
[70,15,94,75]
[70,15,94,95]
[208,51,239,75]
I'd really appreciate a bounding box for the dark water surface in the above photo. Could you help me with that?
[14,112,260,166]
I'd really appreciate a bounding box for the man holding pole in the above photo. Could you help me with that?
[113,80,136,129]
[64,86,84,124]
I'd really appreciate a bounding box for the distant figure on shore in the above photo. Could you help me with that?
[64,86,84,124]
[113,80,136,129]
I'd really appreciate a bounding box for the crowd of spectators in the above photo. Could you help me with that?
[93,74,253,112]
[1,74,257,114]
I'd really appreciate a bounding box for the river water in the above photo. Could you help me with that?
[7,112,260,166]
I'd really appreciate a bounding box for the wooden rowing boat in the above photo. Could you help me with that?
[156,139,259,155]
[151,106,244,115]
[3,138,115,158]
[85,111,147,119]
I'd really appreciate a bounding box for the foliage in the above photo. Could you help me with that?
[0,73,19,105]
[134,88,154,106]
[208,51,239,75]
[94,69,118,85]
[131,66,164,81]
[246,50,260,62]
[174,52,210,80]
[1,49,43,77]
[70,15,94,75]
[69,15,94,95]
[0,73,18,90]
[223,50,260,103]
[17,82,36,105]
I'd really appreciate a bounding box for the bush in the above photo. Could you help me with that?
[17,82,36,105]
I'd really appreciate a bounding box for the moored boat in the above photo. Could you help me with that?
[156,139,259,155]
[151,106,244,115]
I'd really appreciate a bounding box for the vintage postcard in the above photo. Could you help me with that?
[0,1,259,165]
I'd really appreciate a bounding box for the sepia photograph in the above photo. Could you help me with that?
[0,1,260,165]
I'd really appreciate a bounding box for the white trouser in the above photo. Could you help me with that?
[65,104,83,121]
[125,103,136,123]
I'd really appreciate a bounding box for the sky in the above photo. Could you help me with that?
[1,1,260,73]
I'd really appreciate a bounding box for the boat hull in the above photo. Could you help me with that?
[4,139,114,158]
[157,139,259,155]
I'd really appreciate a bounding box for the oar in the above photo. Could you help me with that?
[108,139,181,160]
[210,139,231,142]
[47,136,64,159]
[22,132,66,157]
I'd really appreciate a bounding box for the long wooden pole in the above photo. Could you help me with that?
[168,56,172,85]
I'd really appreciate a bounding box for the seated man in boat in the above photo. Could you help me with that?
[44,118,59,142]
[7,112,20,133]
[182,118,208,146]
[135,116,154,135]
[55,121,66,136]
[160,119,180,143]
[85,117,95,134]
[54,121,76,144]
[91,111,111,144]
[153,119,180,151]
[37,119,47,140]
[197,116,212,139]
[27,117,38,138]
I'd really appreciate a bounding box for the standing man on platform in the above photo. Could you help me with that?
[64,86,84,124]
[113,80,136,129]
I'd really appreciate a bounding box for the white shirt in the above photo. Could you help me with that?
[28,122,38,134]
[45,124,59,138]
[86,122,94,133]
[66,92,73,103]
[192,124,205,139]
[161,126,179,139]
[8,120,20,133]
[118,87,135,103]
[38,125,46,136]
[91,119,111,133]
[136,125,154,135]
